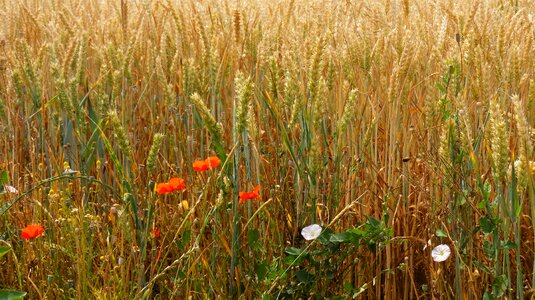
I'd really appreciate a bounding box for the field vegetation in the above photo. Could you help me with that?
[0,0,534,298]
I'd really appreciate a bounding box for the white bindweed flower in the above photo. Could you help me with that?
[4,185,18,194]
[431,244,451,262]
[301,224,322,241]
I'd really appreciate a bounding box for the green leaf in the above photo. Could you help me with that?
[435,229,447,238]
[254,261,269,281]
[0,201,13,216]
[285,247,305,256]
[330,232,349,244]
[480,216,495,235]
[0,170,8,185]
[0,290,27,300]
[0,246,11,259]
[82,98,106,173]
[266,261,286,281]
[99,128,126,184]
[492,274,508,297]
[247,229,259,247]
[175,229,191,251]
[483,240,495,259]
[472,260,491,274]
[317,227,334,245]
[482,182,491,201]
[247,229,265,252]
[361,216,393,251]
[295,270,314,284]
[366,216,381,227]
[283,255,304,266]
[284,247,306,266]
[347,228,365,236]
[500,240,516,250]
[345,228,364,245]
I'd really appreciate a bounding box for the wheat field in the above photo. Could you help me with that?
[0,0,534,299]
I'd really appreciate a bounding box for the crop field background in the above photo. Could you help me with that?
[0,0,534,298]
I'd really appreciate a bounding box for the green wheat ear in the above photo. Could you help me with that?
[234,71,254,136]
[307,38,324,104]
[189,93,224,155]
[108,110,133,157]
[512,94,532,159]
[287,70,303,129]
[336,88,358,136]
[283,70,298,112]
[488,99,509,182]
[146,133,164,174]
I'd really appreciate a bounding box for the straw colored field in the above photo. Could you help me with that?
[0,0,534,298]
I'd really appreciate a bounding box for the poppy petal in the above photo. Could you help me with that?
[206,156,221,169]
[168,178,186,191]
[156,183,172,194]
[21,224,44,239]
[193,161,208,172]
[193,156,221,172]
[239,185,261,203]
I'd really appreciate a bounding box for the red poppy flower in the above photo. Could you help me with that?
[155,177,186,194]
[155,183,172,194]
[151,228,161,238]
[239,185,261,203]
[21,224,44,239]
[168,178,186,190]
[193,156,221,172]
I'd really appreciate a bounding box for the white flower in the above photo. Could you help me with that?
[4,185,18,194]
[301,224,322,241]
[431,244,451,262]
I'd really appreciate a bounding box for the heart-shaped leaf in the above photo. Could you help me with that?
[0,290,27,300]
[0,246,11,259]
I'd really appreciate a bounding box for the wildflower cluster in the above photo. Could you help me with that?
[155,177,186,195]
[192,156,221,172]
[155,156,263,206]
